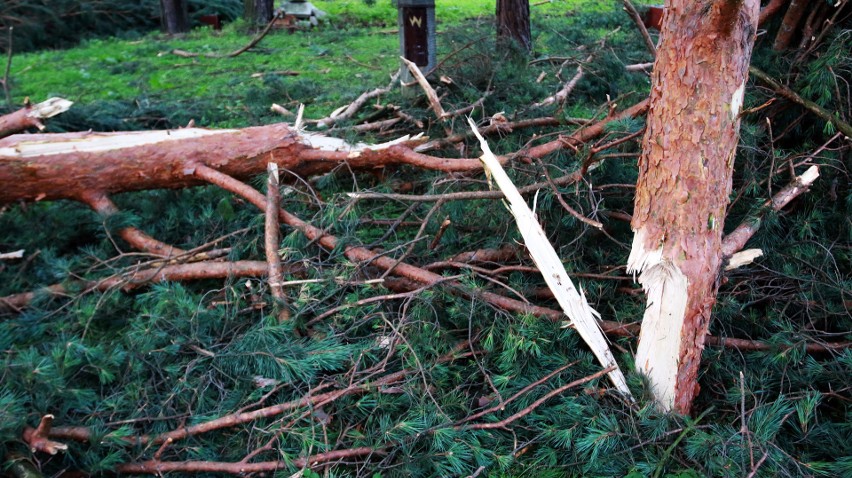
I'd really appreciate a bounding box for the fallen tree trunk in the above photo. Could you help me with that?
[0,103,649,206]
[0,124,445,204]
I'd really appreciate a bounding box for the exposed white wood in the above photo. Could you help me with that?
[29,97,73,119]
[0,249,25,260]
[469,118,633,399]
[627,227,688,411]
[300,132,422,158]
[725,248,763,270]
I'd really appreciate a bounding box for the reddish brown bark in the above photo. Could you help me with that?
[629,0,760,413]
[0,107,45,139]
[759,0,788,26]
[773,0,808,50]
[0,124,479,205]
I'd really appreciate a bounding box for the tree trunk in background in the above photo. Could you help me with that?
[245,0,275,25]
[160,0,189,34]
[627,0,759,414]
[496,0,531,52]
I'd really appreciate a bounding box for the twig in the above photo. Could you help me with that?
[622,0,656,57]
[169,13,281,59]
[400,56,446,119]
[721,166,820,256]
[0,261,294,314]
[749,66,852,138]
[534,59,588,108]
[116,447,380,475]
[461,366,615,430]
[456,361,578,426]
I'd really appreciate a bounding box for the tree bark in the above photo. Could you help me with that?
[160,0,190,35]
[496,0,532,52]
[245,0,275,25]
[626,0,760,414]
[773,0,808,50]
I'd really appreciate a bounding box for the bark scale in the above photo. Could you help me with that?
[496,0,532,52]
[627,0,759,414]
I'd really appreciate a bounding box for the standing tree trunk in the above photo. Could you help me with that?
[496,0,531,52]
[627,0,759,414]
[245,0,275,26]
[160,0,189,34]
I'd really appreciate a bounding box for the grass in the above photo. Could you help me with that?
[5,0,642,129]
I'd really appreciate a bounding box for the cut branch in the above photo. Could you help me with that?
[0,97,72,138]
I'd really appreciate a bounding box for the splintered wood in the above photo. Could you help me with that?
[468,117,633,399]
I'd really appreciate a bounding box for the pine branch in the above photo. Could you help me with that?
[749,66,852,138]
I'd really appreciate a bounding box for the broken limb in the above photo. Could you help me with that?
[0,123,487,205]
[0,97,72,139]
[0,261,292,314]
[470,118,631,396]
[79,191,186,258]
[314,71,399,129]
[721,165,820,257]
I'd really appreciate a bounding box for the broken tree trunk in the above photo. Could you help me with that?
[0,124,482,205]
[627,0,760,414]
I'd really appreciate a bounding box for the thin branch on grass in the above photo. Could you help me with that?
[170,13,281,59]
